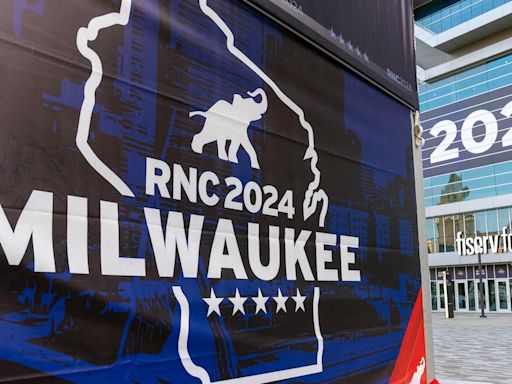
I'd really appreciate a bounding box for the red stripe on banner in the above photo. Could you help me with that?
[389,289,427,384]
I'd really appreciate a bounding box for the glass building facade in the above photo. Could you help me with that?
[419,53,512,112]
[424,160,512,207]
[426,207,512,253]
[417,0,512,313]
[417,0,512,34]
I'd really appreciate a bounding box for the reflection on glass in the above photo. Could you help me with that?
[426,218,435,253]
[444,216,455,252]
[440,283,445,309]
[431,282,438,310]
[436,217,445,252]
[419,51,512,112]
[439,173,469,205]
[477,282,486,310]
[475,211,487,236]
[429,208,512,253]
[489,280,496,311]
[510,279,512,310]
[498,281,508,310]
[457,282,466,309]
[498,209,510,249]
[468,281,476,311]
[487,210,499,237]
[464,212,475,237]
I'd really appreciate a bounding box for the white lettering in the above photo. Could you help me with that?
[0,190,55,272]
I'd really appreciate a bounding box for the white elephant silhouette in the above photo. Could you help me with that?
[409,357,426,384]
[189,88,267,169]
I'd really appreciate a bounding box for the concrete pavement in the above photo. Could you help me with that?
[432,312,512,384]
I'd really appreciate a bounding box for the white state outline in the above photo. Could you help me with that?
[75,0,328,226]
[76,0,135,197]
[172,286,323,384]
[198,0,328,227]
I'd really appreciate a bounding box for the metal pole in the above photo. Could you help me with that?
[478,251,486,318]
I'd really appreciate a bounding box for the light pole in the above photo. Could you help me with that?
[477,251,486,318]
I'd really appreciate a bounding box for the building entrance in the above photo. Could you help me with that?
[430,266,512,313]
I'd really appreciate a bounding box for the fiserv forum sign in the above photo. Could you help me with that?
[0,0,423,383]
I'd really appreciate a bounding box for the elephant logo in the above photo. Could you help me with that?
[409,357,426,384]
[189,88,267,169]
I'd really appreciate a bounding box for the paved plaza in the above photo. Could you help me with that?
[432,312,512,384]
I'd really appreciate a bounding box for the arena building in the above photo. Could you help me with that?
[415,0,512,313]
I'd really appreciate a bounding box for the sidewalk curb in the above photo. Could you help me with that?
[439,379,494,384]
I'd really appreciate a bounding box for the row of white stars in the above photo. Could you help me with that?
[203,288,307,317]
[328,27,369,63]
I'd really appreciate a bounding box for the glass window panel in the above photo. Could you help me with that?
[465,185,495,200]
[444,216,455,252]
[486,209,499,236]
[464,212,475,237]
[458,282,467,309]
[496,183,512,196]
[482,0,495,11]
[420,53,512,112]
[424,185,433,199]
[436,216,445,252]
[431,20,443,34]
[488,74,512,91]
[454,214,464,240]
[498,208,510,233]
[457,80,488,101]
[426,218,435,253]
[451,3,462,26]
[461,164,494,180]
[463,174,494,190]
[418,15,431,28]
[441,8,452,30]
[438,173,469,204]
[431,282,438,310]
[471,0,483,16]
[433,216,440,252]
[487,53,512,72]
[439,283,445,309]
[429,94,457,110]
[475,211,487,235]
[494,160,512,176]
[430,10,441,22]
[489,279,496,311]
[468,280,476,311]
[498,281,508,310]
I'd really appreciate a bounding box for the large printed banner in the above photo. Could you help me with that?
[0,1,423,383]
[422,84,512,178]
[249,0,419,109]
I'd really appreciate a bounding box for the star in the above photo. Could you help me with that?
[347,41,353,51]
[203,288,223,317]
[338,34,345,45]
[252,288,269,314]
[228,288,247,315]
[291,288,306,312]
[363,52,369,62]
[273,288,288,313]
[329,27,336,38]
[355,46,361,56]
